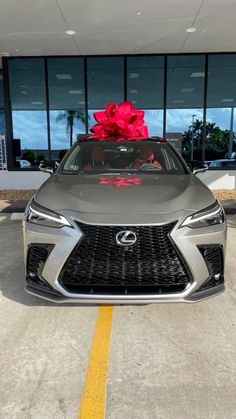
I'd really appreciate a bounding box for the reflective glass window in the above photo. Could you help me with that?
[0,70,5,135]
[166,55,205,161]
[8,58,48,169]
[127,56,164,136]
[48,58,85,159]
[206,54,236,164]
[87,57,124,131]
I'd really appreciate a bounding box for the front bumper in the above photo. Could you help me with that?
[24,281,225,304]
[23,212,227,304]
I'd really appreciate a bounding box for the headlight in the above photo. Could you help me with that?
[26,199,72,228]
[180,202,225,229]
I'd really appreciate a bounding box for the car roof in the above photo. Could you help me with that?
[77,135,166,143]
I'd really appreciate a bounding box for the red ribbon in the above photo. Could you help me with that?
[99,176,142,188]
[90,101,149,141]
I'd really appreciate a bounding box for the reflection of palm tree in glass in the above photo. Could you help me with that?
[56,110,86,147]
[183,119,235,160]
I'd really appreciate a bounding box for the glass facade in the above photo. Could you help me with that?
[0,70,5,136]
[127,56,164,136]
[166,55,205,161]
[206,54,236,166]
[48,57,85,158]
[8,58,48,168]
[87,56,124,131]
[3,54,236,169]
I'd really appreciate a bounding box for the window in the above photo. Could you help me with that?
[206,54,236,163]
[8,58,48,169]
[166,55,205,162]
[127,56,164,136]
[0,70,5,135]
[61,140,187,175]
[5,54,236,170]
[47,58,85,159]
[87,57,124,132]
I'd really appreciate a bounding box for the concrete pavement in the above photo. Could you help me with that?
[0,216,236,418]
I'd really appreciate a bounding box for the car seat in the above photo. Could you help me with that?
[129,144,162,169]
[83,146,111,170]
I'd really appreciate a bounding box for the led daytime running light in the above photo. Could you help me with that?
[29,205,71,227]
[181,205,222,227]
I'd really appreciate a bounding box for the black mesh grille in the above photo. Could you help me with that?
[27,244,54,277]
[59,222,191,294]
[198,245,224,291]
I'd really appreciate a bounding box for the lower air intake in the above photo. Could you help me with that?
[27,244,54,277]
[198,245,224,291]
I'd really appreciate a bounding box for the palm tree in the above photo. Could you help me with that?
[56,110,86,147]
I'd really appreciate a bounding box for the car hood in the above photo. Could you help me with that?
[35,173,215,219]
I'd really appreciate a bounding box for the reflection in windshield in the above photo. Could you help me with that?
[62,140,187,175]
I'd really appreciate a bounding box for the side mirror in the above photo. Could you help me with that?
[39,160,59,175]
[188,160,208,175]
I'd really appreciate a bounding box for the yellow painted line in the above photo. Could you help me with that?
[78,305,114,419]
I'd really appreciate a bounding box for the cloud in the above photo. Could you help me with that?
[12,110,85,150]
[12,107,234,152]
[166,109,203,132]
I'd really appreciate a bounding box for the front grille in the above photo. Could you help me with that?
[59,222,191,294]
[27,244,54,277]
[198,245,224,291]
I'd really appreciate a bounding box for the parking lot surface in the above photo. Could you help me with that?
[0,215,236,419]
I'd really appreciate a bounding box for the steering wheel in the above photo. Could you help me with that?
[139,162,162,170]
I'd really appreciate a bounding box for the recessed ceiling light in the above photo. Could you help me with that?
[21,90,29,95]
[31,101,43,105]
[136,11,142,16]
[2,52,10,57]
[191,72,205,78]
[186,27,196,33]
[68,89,83,94]
[181,88,195,93]
[174,100,185,103]
[129,89,138,94]
[222,98,234,102]
[55,74,72,79]
[78,101,85,105]
[65,29,76,35]
[15,49,20,52]
[130,73,139,79]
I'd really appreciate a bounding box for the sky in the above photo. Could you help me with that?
[12,107,235,151]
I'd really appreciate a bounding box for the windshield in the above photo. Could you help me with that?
[61,140,188,175]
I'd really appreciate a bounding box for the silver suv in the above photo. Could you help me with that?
[23,137,226,304]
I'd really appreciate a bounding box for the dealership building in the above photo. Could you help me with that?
[0,0,236,190]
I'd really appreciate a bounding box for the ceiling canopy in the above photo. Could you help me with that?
[0,0,234,57]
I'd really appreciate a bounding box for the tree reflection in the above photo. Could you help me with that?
[182,119,236,161]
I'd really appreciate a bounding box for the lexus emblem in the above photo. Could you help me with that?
[116,230,137,246]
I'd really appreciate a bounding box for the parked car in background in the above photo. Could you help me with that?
[16,159,31,168]
[209,159,236,169]
[204,160,213,168]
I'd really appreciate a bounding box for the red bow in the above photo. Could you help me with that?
[90,101,149,141]
[99,176,142,188]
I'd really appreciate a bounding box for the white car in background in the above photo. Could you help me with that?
[16,159,31,168]
[209,159,236,169]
